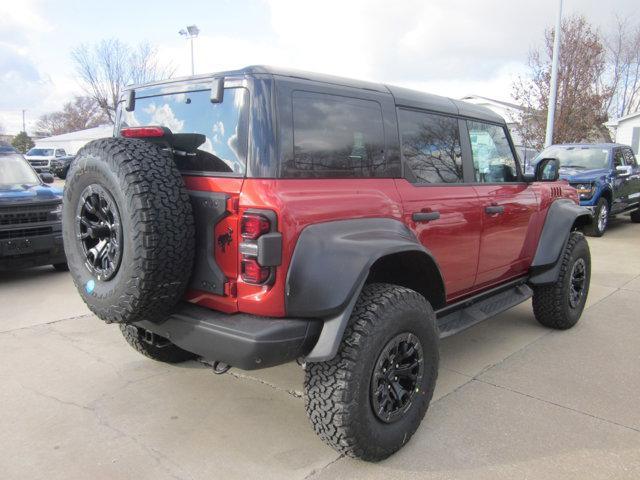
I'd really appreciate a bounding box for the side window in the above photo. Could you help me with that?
[284,91,386,178]
[467,121,518,183]
[398,109,463,184]
[623,148,637,167]
[56,149,66,157]
[613,149,625,167]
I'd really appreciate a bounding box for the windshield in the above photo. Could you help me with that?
[536,146,610,170]
[27,148,54,157]
[0,154,41,186]
[119,87,250,175]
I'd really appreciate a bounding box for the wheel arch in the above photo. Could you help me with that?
[286,217,445,318]
[366,251,446,310]
[598,187,612,206]
[289,218,446,362]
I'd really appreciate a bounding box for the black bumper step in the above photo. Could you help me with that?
[135,303,322,370]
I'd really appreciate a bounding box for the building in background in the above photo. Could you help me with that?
[605,112,640,154]
[35,125,113,155]
[460,95,538,167]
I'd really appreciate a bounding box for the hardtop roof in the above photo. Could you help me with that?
[129,65,504,124]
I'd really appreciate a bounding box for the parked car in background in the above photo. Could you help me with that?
[25,147,71,173]
[533,143,640,236]
[50,155,75,179]
[0,148,67,271]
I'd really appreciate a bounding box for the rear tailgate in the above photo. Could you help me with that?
[183,176,243,313]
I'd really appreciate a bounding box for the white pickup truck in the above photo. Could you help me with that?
[25,147,69,173]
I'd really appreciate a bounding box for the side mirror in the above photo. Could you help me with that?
[616,165,632,177]
[534,157,560,182]
[40,173,54,184]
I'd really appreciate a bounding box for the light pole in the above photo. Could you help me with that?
[22,109,26,133]
[179,25,200,76]
[544,0,563,148]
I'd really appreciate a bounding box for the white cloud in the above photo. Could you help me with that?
[2,0,639,134]
[212,120,225,143]
[142,103,185,132]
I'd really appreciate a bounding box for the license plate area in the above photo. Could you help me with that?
[0,238,35,255]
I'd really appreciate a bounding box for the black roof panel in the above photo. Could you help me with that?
[131,65,505,123]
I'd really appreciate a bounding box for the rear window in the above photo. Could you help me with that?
[399,109,463,184]
[283,91,386,178]
[120,87,249,175]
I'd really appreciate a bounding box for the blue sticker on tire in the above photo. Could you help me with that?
[85,279,95,294]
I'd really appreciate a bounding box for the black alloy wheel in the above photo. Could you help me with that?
[75,184,123,281]
[568,257,587,309]
[371,332,424,423]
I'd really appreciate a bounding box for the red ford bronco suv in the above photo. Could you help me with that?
[63,66,592,461]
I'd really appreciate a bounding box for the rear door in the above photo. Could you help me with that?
[394,108,482,301]
[464,120,538,288]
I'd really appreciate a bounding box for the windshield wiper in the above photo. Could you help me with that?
[561,164,587,169]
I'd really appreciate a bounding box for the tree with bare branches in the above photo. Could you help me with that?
[36,96,109,136]
[606,16,640,118]
[72,39,175,124]
[513,15,612,149]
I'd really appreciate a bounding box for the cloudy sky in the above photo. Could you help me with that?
[0,0,637,134]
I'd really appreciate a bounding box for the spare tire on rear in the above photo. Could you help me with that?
[63,137,195,324]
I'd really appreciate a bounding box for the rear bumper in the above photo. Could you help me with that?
[0,231,65,270]
[135,303,322,370]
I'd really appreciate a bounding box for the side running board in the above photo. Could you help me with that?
[436,280,533,338]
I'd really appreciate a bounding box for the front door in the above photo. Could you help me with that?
[611,148,632,213]
[394,108,482,301]
[464,120,538,288]
[622,147,640,208]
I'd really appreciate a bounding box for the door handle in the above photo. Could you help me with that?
[485,205,505,215]
[412,211,440,223]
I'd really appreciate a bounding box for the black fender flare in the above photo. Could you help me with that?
[529,199,592,285]
[285,218,443,362]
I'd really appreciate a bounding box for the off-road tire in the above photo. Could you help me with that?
[52,262,69,272]
[532,231,590,329]
[304,283,439,461]
[584,197,608,237]
[120,324,196,363]
[63,137,195,324]
[630,208,640,223]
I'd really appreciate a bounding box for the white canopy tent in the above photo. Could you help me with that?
[35,125,113,155]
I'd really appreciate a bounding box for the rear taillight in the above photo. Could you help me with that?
[241,258,271,284]
[241,214,270,240]
[120,126,165,138]
[239,211,281,285]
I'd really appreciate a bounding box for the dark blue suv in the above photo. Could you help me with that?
[0,145,67,271]
[533,143,640,236]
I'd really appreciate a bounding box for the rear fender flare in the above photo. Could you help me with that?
[285,218,443,362]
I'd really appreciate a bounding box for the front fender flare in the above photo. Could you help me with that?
[529,199,592,285]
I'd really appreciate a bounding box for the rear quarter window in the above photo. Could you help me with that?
[282,91,387,178]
